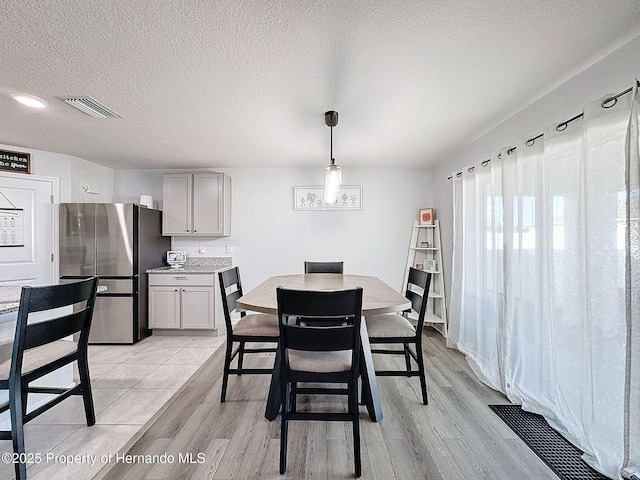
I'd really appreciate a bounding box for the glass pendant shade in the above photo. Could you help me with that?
[324,163,342,203]
[323,111,342,204]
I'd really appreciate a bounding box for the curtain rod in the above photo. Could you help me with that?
[447,80,639,180]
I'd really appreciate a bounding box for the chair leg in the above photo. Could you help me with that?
[350,379,361,477]
[78,356,96,426]
[415,339,428,405]
[290,382,297,413]
[10,380,27,480]
[280,380,289,474]
[404,343,412,372]
[221,339,234,402]
[237,341,245,375]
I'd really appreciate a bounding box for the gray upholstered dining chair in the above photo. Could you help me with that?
[366,267,432,404]
[304,261,344,274]
[276,286,363,477]
[218,267,279,403]
[0,276,99,480]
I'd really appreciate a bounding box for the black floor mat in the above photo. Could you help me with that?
[489,404,608,480]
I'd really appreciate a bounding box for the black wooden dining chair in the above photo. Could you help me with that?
[366,267,432,405]
[0,276,99,480]
[218,267,279,403]
[304,261,344,273]
[301,261,347,326]
[277,286,363,477]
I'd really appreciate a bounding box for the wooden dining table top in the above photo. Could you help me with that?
[237,273,410,316]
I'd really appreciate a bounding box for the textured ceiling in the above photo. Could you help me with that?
[1,0,639,170]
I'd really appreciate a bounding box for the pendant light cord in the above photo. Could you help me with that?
[325,110,338,166]
[330,125,334,165]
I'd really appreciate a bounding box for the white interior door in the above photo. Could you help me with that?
[0,172,58,286]
[0,173,65,428]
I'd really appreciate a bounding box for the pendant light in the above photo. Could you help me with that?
[324,110,342,204]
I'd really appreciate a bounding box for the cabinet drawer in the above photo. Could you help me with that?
[148,274,215,287]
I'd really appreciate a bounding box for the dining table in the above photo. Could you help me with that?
[236,273,411,423]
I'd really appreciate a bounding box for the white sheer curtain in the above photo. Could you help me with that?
[450,83,639,479]
[449,156,506,391]
[623,81,640,479]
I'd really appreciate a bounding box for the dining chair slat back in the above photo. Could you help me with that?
[0,276,99,480]
[276,286,363,477]
[219,267,244,319]
[367,267,432,404]
[300,262,347,327]
[303,261,344,274]
[218,267,279,403]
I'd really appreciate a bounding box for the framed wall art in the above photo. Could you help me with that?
[424,260,437,272]
[166,250,187,267]
[294,186,362,210]
[0,208,25,247]
[419,208,434,225]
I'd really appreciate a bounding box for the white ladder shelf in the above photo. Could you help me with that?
[402,219,448,338]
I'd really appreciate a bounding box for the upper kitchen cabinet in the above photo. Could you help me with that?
[162,173,231,236]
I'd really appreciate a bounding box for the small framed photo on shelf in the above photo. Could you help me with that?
[419,208,434,225]
[424,260,436,272]
[415,263,424,270]
[420,241,430,248]
[167,250,187,268]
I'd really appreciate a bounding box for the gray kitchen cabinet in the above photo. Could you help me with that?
[162,172,231,236]
[148,273,215,330]
[148,285,181,329]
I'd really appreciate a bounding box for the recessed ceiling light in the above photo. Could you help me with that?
[10,92,48,108]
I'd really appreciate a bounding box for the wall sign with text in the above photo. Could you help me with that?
[0,150,31,174]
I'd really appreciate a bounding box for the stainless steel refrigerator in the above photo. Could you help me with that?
[59,203,171,344]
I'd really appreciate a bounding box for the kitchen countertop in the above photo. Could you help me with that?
[0,286,22,315]
[147,257,232,274]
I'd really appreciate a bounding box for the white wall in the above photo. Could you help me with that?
[0,143,114,202]
[115,167,432,291]
[0,143,432,292]
[431,33,640,299]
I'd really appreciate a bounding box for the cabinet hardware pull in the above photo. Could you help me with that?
[174,276,188,280]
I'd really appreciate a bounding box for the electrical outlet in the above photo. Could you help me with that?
[199,245,205,254]
[226,245,232,254]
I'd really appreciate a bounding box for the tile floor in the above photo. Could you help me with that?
[0,333,225,480]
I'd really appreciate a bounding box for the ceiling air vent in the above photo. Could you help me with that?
[56,96,122,118]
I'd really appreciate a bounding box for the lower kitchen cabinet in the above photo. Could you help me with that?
[148,273,215,330]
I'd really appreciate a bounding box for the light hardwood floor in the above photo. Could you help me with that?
[0,334,225,480]
[100,329,558,480]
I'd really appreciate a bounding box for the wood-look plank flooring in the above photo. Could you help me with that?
[100,328,558,479]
